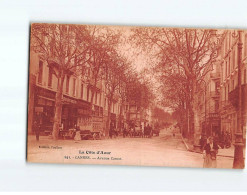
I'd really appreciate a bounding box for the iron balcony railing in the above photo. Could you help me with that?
[220,100,232,109]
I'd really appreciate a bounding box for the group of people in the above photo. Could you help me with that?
[122,123,153,138]
[109,122,119,139]
[109,122,154,138]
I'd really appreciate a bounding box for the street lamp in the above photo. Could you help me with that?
[232,30,245,169]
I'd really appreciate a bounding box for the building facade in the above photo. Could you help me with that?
[198,30,247,144]
[198,61,221,138]
[28,51,125,135]
[218,30,247,143]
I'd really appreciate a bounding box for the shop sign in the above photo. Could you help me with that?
[78,100,90,108]
[36,86,56,100]
[63,96,77,104]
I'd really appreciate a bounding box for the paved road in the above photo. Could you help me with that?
[27,129,234,169]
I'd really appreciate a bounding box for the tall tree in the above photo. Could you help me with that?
[31,23,92,139]
[104,53,128,136]
[82,26,122,111]
[131,27,223,145]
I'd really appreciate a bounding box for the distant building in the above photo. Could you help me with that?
[198,58,221,137]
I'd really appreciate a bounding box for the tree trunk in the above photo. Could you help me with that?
[106,97,112,137]
[184,107,190,138]
[118,102,123,130]
[191,81,201,146]
[90,89,95,131]
[52,74,65,140]
[90,88,95,105]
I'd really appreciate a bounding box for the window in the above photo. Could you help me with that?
[81,84,84,99]
[87,86,90,101]
[215,100,219,112]
[228,56,230,75]
[245,34,247,57]
[232,49,235,68]
[48,67,52,88]
[99,93,102,107]
[73,78,76,96]
[244,69,247,84]
[227,84,229,100]
[66,75,70,94]
[221,44,224,57]
[221,66,224,82]
[225,86,227,101]
[95,93,97,104]
[225,61,228,77]
[215,81,220,93]
[225,36,228,53]
[38,60,43,84]
[229,33,231,49]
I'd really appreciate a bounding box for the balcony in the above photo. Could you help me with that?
[210,90,220,98]
[229,84,247,109]
[220,100,232,110]
[210,72,220,80]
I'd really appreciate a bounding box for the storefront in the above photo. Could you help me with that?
[208,113,221,137]
[33,86,56,133]
[77,99,91,131]
[62,95,79,130]
[92,105,103,132]
[32,85,106,134]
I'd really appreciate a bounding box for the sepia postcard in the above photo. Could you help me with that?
[27,23,246,169]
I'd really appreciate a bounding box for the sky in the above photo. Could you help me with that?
[103,24,169,111]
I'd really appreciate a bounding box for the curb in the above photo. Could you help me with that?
[180,135,190,151]
[180,135,243,159]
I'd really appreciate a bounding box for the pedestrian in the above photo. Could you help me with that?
[74,130,81,141]
[150,125,153,138]
[172,127,176,137]
[143,125,147,138]
[140,124,144,137]
[34,120,39,141]
[109,122,114,139]
[200,134,207,152]
[203,136,219,168]
[59,122,63,136]
[34,113,42,141]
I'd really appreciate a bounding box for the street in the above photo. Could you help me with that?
[26,24,247,169]
[27,129,234,169]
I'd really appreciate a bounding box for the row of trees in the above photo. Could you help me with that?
[131,27,224,145]
[31,23,153,139]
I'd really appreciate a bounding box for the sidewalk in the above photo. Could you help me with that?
[181,135,246,159]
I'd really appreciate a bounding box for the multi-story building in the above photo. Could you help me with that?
[127,101,152,130]
[217,30,247,143]
[28,51,124,136]
[198,30,247,145]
